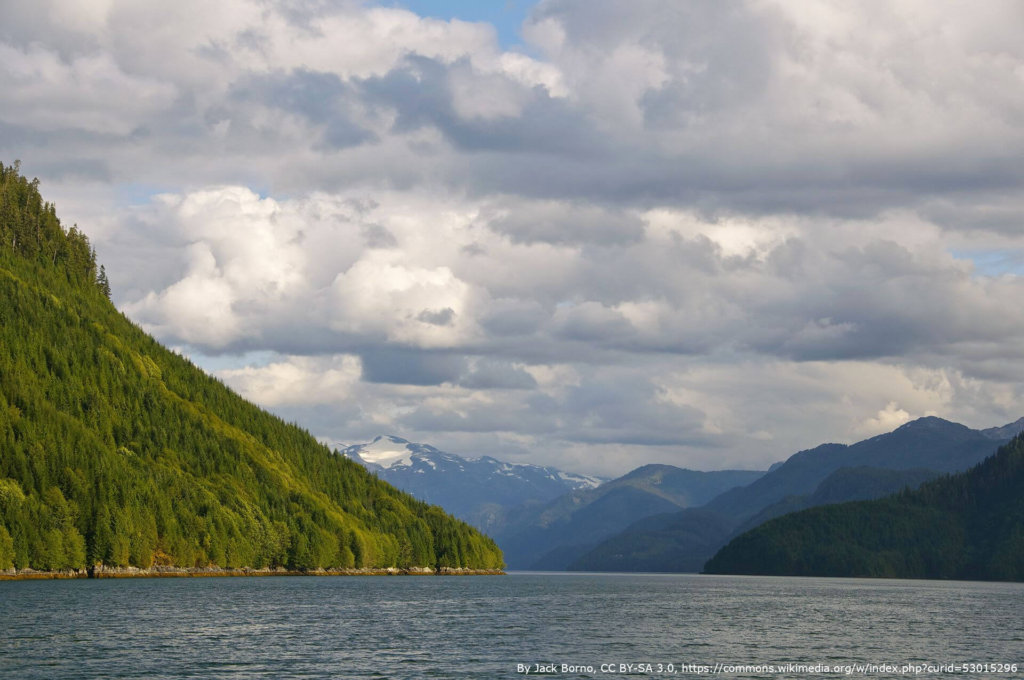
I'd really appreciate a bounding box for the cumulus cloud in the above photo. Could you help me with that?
[5,0,1024,474]
[220,355,363,407]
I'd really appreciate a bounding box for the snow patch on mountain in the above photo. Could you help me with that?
[351,435,417,468]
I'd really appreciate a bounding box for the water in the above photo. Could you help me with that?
[0,573,1021,679]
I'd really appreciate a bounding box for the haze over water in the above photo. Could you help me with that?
[2,573,1021,679]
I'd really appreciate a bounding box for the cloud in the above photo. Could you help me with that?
[0,42,178,135]
[219,354,363,406]
[230,69,377,150]
[483,199,644,246]
[6,0,1024,474]
[359,347,466,386]
[457,358,538,390]
[860,402,914,437]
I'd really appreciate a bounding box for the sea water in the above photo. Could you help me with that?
[1,573,1021,679]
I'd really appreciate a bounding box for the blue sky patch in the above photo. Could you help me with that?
[952,249,1024,277]
[380,0,538,48]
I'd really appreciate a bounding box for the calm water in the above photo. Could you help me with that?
[0,573,1021,679]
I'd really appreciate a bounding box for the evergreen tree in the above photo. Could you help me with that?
[97,265,111,299]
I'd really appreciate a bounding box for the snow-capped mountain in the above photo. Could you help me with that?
[338,435,604,531]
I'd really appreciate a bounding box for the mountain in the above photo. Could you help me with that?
[705,435,1024,581]
[340,437,764,570]
[570,416,1022,573]
[340,435,604,531]
[491,464,765,569]
[732,466,941,535]
[981,417,1024,440]
[570,467,941,573]
[0,162,503,574]
[704,416,1011,522]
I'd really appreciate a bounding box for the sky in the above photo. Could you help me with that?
[3,0,1024,477]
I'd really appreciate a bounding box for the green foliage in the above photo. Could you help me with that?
[97,265,111,300]
[0,162,504,573]
[704,436,1024,581]
[0,523,14,570]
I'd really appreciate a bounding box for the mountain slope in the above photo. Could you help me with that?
[704,417,1004,523]
[493,465,764,569]
[571,417,1019,572]
[705,435,1024,581]
[341,435,604,531]
[732,466,941,536]
[0,163,503,574]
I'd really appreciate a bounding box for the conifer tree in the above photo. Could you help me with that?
[97,265,111,299]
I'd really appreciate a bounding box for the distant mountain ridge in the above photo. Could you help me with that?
[492,464,765,569]
[338,438,765,569]
[570,416,1024,573]
[339,436,604,531]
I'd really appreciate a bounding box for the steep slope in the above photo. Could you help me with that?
[341,435,603,531]
[571,417,1019,572]
[493,465,764,569]
[0,163,503,574]
[705,435,1024,581]
[732,466,941,536]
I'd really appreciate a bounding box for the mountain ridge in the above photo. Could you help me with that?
[569,415,1022,573]
[493,464,765,569]
[339,435,604,532]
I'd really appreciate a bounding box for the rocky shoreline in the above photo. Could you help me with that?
[0,565,505,580]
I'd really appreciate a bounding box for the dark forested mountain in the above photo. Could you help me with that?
[570,417,1021,573]
[705,435,1024,581]
[340,435,603,532]
[492,464,765,569]
[0,162,503,574]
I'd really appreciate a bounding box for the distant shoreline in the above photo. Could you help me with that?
[0,566,505,580]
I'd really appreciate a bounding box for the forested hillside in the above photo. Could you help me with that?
[704,435,1024,581]
[0,161,503,574]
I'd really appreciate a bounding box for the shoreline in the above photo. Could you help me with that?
[0,565,505,581]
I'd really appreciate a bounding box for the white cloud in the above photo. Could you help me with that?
[126,243,241,347]
[330,253,476,347]
[860,402,914,436]
[219,355,362,407]
[0,42,177,134]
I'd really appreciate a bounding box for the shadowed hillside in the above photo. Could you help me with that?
[705,435,1024,581]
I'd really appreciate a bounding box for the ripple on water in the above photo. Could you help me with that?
[0,574,1021,679]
